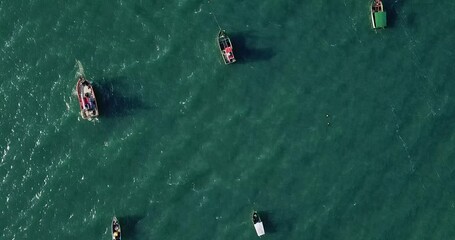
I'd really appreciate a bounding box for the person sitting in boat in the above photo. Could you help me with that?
[90,99,96,108]
[83,95,91,109]
[224,47,234,60]
[113,225,121,238]
[253,213,259,223]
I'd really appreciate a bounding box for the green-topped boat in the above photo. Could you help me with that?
[371,0,387,29]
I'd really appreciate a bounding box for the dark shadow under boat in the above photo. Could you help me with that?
[381,0,406,27]
[118,215,144,239]
[229,32,276,63]
[258,211,277,234]
[255,210,297,234]
[94,76,150,118]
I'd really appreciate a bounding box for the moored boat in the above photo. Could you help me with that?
[217,30,236,64]
[76,75,99,120]
[252,211,265,237]
[112,217,121,240]
[371,0,387,29]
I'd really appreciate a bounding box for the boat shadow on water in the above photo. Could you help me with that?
[94,77,150,118]
[260,210,298,234]
[119,215,144,239]
[258,211,277,234]
[230,32,276,63]
[381,0,406,27]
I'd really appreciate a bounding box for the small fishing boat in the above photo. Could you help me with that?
[252,211,265,237]
[76,75,99,120]
[217,30,236,64]
[371,0,387,29]
[112,217,121,240]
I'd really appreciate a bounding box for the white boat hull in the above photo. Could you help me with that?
[254,222,265,236]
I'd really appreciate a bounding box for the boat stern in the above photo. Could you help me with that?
[374,11,387,28]
[254,222,265,237]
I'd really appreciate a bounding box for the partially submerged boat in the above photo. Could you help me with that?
[371,0,387,29]
[252,211,265,237]
[112,217,121,240]
[217,30,236,64]
[76,75,99,120]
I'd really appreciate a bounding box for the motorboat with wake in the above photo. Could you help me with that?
[371,0,387,29]
[112,217,121,240]
[252,211,265,237]
[217,30,236,64]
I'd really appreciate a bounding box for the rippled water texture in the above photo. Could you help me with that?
[1,0,455,239]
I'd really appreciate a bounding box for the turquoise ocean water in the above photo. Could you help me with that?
[1,0,455,239]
